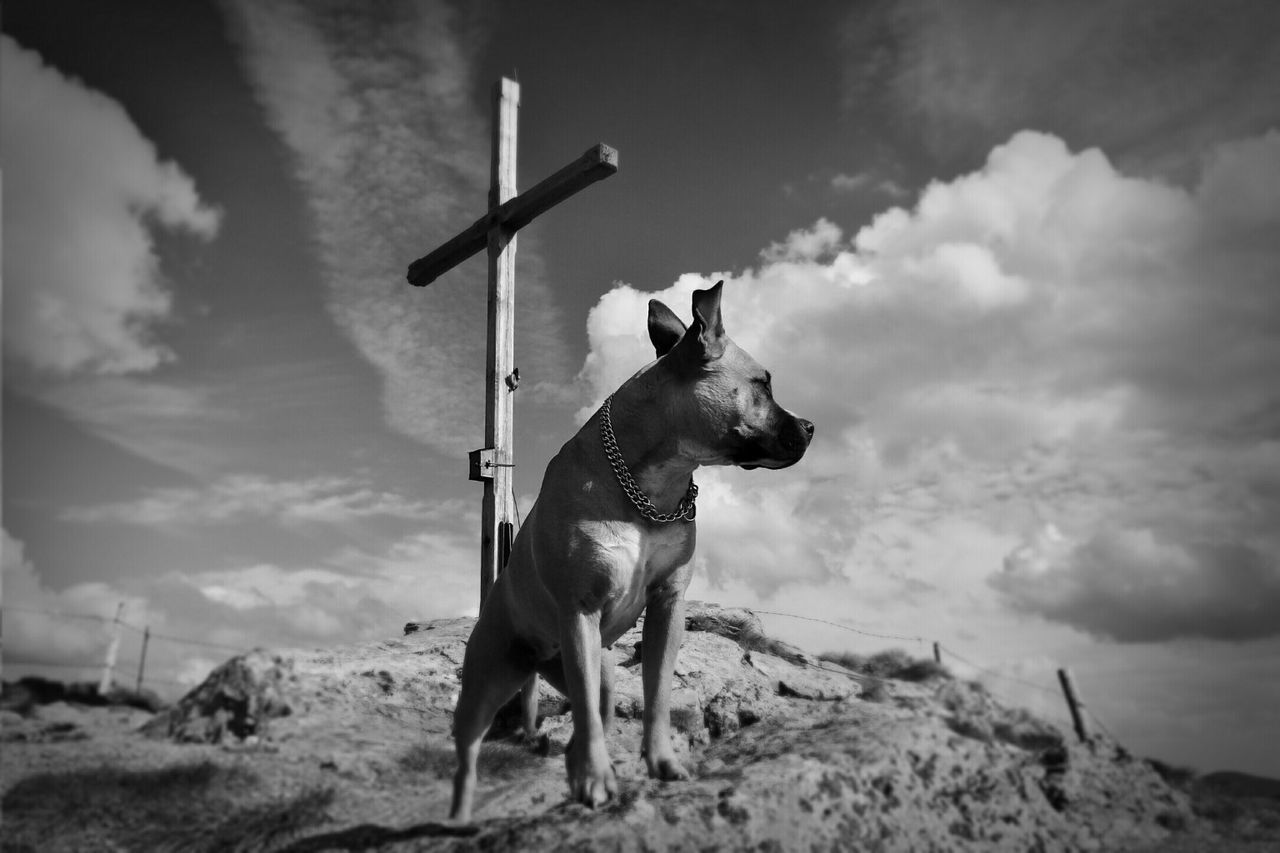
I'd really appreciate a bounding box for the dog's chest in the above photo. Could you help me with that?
[583,521,693,639]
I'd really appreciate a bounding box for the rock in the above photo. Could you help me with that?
[683,600,810,664]
[747,650,860,700]
[142,650,295,744]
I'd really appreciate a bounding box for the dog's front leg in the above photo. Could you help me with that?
[560,609,618,808]
[641,580,691,781]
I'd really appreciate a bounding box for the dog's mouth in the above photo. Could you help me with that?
[734,417,814,471]
[738,456,800,471]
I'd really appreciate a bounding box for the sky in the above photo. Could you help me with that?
[3,0,1279,777]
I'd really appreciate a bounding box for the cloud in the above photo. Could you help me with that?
[2,528,150,671]
[573,129,1280,640]
[831,172,872,193]
[2,508,478,692]
[0,35,221,375]
[63,474,434,527]
[691,472,850,596]
[35,377,234,476]
[830,172,908,199]
[160,521,480,648]
[220,0,570,455]
[994,525,1280,642]
[843,0,1280,170]
[760,218,844,263]
[29,355,388,478]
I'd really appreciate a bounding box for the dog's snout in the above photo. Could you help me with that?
[780,416,814,454]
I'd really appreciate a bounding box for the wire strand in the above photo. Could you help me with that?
[4,659,102,670]
[750,609,926,643]
[3,605,114,624]
[144,632,245,653]
[1086,706,1119,742]
[938,644,1060,695]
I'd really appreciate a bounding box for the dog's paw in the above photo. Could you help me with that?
[646,754,690,782]
[571,769,617,809]
[566,739,618,808]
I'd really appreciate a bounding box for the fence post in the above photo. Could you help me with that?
[135,626,150,694]
[932,641,941,664]
[97,602,124,696]
[1057,667,1091,743]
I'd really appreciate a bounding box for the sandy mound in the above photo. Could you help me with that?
[122,601,1193,851]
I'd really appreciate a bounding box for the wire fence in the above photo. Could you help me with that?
[2,600,1114,745]
[751,609,1101,739]
[2,604,250,696]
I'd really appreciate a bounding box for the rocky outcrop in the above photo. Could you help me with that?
[144,602,1195,851]
[142,651,296,743]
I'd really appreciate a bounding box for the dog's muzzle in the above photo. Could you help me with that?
[736,415,814,470]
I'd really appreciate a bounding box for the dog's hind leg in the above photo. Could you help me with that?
[449,627,536,823]
[518,675,539,743]
[599,646,615,732]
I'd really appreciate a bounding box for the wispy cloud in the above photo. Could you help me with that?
[63,474,435,527]
[35,377,235,477]
[842,0,1280,172]
[161,522,481,646]
[830,172,907,199]
[0,35,221,375]
[219,0,570,456]
[577,129,1280,642]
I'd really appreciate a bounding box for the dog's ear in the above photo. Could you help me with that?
[648,300,687,357]
[689,281,727,360]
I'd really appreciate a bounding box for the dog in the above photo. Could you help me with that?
[449,281,813,821]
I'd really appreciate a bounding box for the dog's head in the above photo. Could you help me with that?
[647,281,814,470]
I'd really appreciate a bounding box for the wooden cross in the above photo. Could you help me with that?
[406,78,618,608]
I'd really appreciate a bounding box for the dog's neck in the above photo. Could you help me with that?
[605,380,701,514]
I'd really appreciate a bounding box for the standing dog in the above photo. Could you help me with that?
[449,281,813,821]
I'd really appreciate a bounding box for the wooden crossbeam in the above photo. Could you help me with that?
[406,143,619,287]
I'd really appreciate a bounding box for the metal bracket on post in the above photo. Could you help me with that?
[498,521,514,573]
[469,448,497,482]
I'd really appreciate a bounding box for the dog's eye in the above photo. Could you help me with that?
[754,373,772,394]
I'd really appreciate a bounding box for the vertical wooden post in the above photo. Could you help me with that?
[1057,667,1091,743]
[932,641,942,664]
[97,602,124,695]
[135,626,150,694]
[480,77,520,609]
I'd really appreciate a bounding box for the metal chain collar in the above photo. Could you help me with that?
[600,395,698,523]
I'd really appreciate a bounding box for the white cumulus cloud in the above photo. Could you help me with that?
[574,130,1280,642]
[1,528,150,671]
[0,35,221,375]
